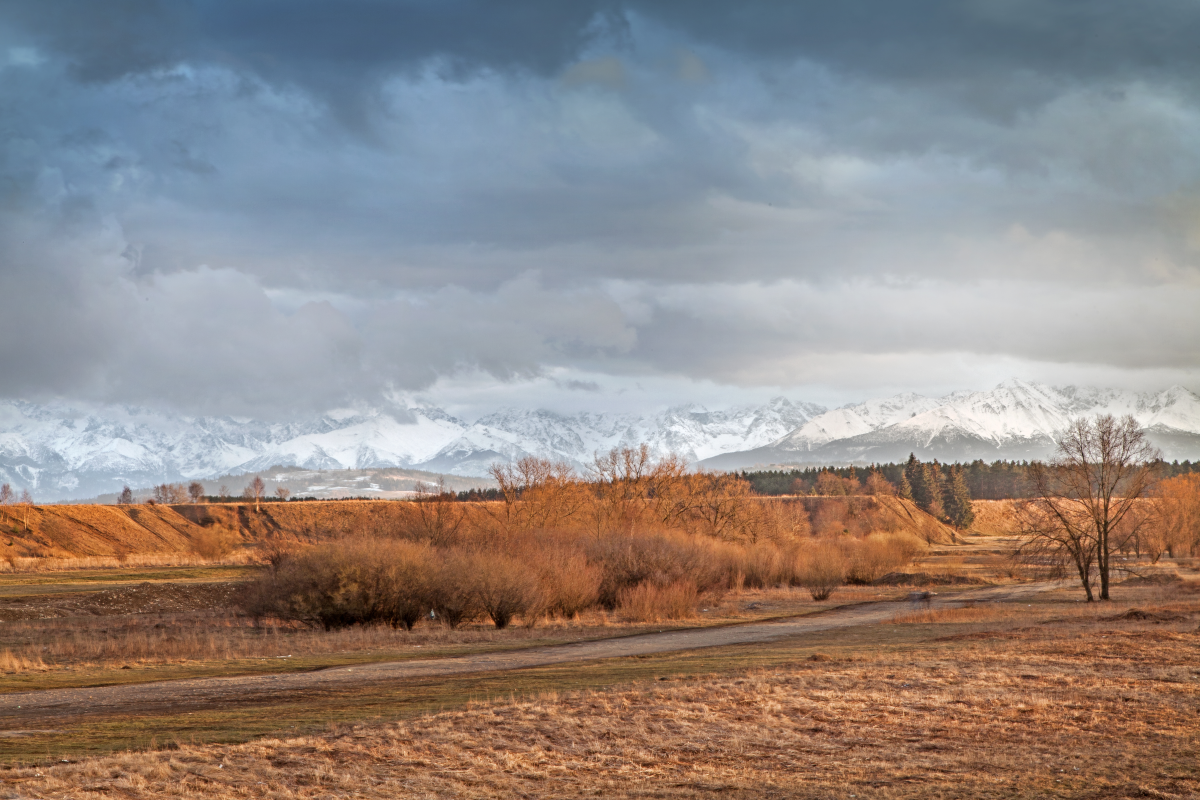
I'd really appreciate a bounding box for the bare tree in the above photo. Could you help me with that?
[188,481,205,503]
[18,489,33,532]
[1017,415,1159,601]
[275,486,291,502]
[588,445,691,536]
[412,478,466,545]
[118,486,134,505]
[685,472,763,542]
[152,483,188,503]
[219,485,229,501]
[488,457,582,535]
[0,484,11,505]
[244,475,266,511]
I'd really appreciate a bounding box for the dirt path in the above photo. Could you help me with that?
[0,581,1064,727]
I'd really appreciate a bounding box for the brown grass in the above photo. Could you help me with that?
[8,601,1198,798]
[0,552,253,572]
[616,580,698,622]
[0,581,905,679]
[0,611,622,674]
[970,499,1024,536]
[9,491,960,564]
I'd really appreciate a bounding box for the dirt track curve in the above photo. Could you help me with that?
[0,581,1064,728]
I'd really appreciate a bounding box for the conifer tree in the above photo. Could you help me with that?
[942,466,975,530]
[903,454,925,506]
[897,471,913,501]
[923,462,945,520]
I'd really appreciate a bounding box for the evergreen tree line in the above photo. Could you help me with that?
[743,458,1200,501]
[734,458,972,529]
[900,455,974,530]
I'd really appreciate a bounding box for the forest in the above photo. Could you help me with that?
[743,457,1200,500]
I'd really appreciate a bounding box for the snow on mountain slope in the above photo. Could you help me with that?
[891,379,1075,445]
[3,382,1198,499]
[771,393,942,450]
[0,401,469,499]
[649,398,826,460]
[699,381,1200,470]
[238,410,467,473]
[420,398,826,476]
[892,380,1200,446]
[0,396,828,497]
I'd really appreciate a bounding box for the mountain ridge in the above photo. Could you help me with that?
[1,381,1198,500]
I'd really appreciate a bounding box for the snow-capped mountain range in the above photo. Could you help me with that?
[700,380,1200,470]
[1,379,1198,501]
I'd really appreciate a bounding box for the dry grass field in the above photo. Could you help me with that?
[5,579,1198,799]
[3,490,1198,797]
[0,581,897,693]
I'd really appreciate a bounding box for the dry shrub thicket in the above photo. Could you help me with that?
[245,448,926,627]
[1149,473,1200,559]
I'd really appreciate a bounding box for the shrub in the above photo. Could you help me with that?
[191,526,239,561]
[428,548,482,629]
[589,532,735,608]
[468,550,541,629]
[843,532,924,585]
[616,579,698,622]
[378,542,436,630]
[795,541,847,601]
[241,538,435,630]
[531,543,601,620]
[737,542,786,589]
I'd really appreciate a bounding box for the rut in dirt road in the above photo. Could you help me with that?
[0,581,1064,727]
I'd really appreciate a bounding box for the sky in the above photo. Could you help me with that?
[2,1,1199,421]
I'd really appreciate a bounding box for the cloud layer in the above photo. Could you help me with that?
[2,1,1198,416]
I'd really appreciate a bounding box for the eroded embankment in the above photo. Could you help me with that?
[3,492,976,560]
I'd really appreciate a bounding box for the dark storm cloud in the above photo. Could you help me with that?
[14,2,1200,95]
[1,0,1199,413]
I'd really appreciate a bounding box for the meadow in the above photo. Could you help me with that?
[1,458,1198,797]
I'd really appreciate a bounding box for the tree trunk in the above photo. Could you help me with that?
[1098,521,1111,601]
[1074,551,1094,602]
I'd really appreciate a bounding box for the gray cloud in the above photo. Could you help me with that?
[1,1,1198,414]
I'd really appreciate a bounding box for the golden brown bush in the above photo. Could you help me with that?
[588,531,736,608]
[795,540,848,600]
[467,550,542,629]
[842,532,923,585]
[527,542,601,620]
[1155,474,1200,558]
[428,548,483,629]
[736,541,788,588]
[190,526,240,561]
[616,579,697,622]
[241,538,435,630]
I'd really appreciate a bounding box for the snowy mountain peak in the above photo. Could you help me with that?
[696,379,1200,470]
[3,380,1198,500]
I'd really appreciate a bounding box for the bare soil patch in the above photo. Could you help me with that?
[0,582,242,621]
[873,571,990,586]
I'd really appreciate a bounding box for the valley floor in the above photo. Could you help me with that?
[5,579,1199,798]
